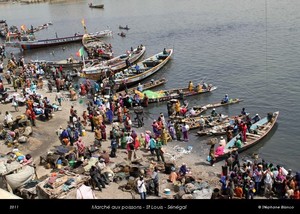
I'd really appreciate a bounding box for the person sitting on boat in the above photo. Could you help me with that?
[135,64,140,74]
[199,115,205,131]
[137,83,143,92]
[252,113,261,123]
[163,48,168,55]
[234,135,242,149]
[188,107,196,116]
[221,94,229,104]
[197,83,203,93]
[211,108,218,117]
[188,81,194,92]
[200,82,206,89]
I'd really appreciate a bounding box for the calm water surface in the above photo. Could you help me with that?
[0,0,299,171]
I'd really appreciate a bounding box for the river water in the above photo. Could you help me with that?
[0,0,299,171]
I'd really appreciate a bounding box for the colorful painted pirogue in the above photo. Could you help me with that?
[105,48,173,90]
[214,111,279,162]
[135,84,217,104]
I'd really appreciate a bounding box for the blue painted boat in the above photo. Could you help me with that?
[214,111,279,162]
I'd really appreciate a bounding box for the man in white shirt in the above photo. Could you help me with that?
[137,176,147,199]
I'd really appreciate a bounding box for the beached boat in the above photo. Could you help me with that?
[197,123,229,136]
[214,111,279,162]
[82,33,113,60]
[170,98,242,120]
[31,58,85,69]
[89,3,104,9]
[107,48,173,90]
[177,114,231,130]
[82,45,146,80]
[5,30,112,50]
[118,78,167,96]
[137,84,217,104]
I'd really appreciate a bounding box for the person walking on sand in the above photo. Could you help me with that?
[181,122,189,142]
[155,138,165,163]
[209,144,216,166]
[152,167,161,197]
[137,176,147,199]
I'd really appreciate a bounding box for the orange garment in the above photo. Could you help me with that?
[234,187,243,198]
[169,171,178,183]
[62,138,70,146]
[94,129,102,140]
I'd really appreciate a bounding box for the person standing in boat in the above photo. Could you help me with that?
[163,48,168,55]
[241,107,247,116]
[135,64,140,74]
[188,81,194,92]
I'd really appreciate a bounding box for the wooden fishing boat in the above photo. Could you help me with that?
[82,33,113,60]
[89,3,104,9]
[170,98,242,120]
[31,58,86,69]
[194,98,243,110]
[138,84,217,104]
[82,45,146,80]
[5,30,112,50]
[118,32,126,37]
[214,111,279,162]
[197,123,229,136]
[119,25,130,30]
[106,48,173,90]
[118,78,167,96]
[177,114,229,130]
[24,22,53,35]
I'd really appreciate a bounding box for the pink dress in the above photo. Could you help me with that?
[215,145,224,157]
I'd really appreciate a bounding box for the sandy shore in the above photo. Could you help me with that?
[0,76,228,199]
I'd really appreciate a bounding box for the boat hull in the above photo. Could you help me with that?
[147,86,217,104]
[214,111,279,162]
[83,46,146,81]
[113,49,173,90]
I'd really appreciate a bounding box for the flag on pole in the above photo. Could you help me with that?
[76,47,84,57]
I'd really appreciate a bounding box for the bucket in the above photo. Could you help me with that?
[82,130,86,136]
[164,188,171,195]
[128,176,135,186]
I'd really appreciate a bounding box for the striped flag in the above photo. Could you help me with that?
[76,47,84,57]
